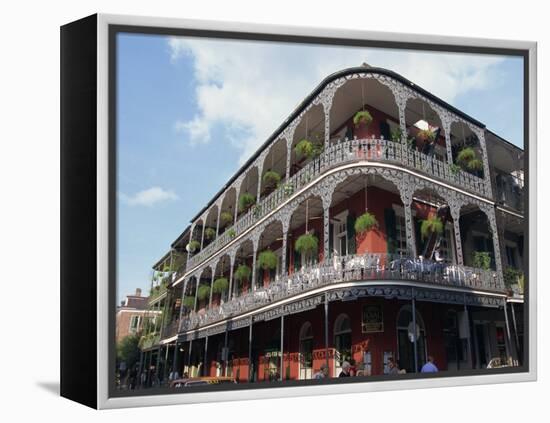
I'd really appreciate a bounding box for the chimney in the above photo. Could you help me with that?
[135,288,142,297]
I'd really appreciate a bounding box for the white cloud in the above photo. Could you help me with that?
[169,37,504,164]
[120,187,178,207]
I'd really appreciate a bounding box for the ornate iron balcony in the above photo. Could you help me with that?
[179,252,502,332]
[185,138,488,273]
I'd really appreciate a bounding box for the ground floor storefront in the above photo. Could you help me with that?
[144,293,522,385]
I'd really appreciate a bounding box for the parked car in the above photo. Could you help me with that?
[170,376,237,388]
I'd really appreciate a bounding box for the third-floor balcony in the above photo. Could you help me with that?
[184,138,488,274]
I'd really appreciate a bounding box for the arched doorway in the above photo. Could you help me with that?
[334,313,352,376]
[396,305,427,373]
[299,322,314,380]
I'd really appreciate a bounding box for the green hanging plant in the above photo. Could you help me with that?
[456,147,483,173]
[212,277,229,294]
[197,284,211,301]
[295,233,319,256]
[182,296,195,309]
[227,228,236,238]
[238,193,256,212]
[220,211,233,226]
[353,110,373,127]
[466,158,483,171]
[390,127,403,142]
[295,139,315,159]
[204,227,216,240]
[473,251,491,270]
[234,264,251,281]
[263,170,281,188]
[416,129,435,142]
[258,250,278,270]
[295,139,323,160]
[456,147,476,164]
[187,240,200,253]
[420,216,444,240]
[354,211,378,234]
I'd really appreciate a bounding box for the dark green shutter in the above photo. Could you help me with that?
[380,121,391,140]
[346,213,356,255]
[414,217,425,256]
[294,248,301,272]
[384,208,397,255]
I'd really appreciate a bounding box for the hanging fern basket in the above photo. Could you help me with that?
[353,110,373,127]
[197,284,211,301]
[238,193,256,213]
[263,170,281,188]
[416,129,435,142]
[187,240,200,253]
[295,233,319,255]
[234,264,251,281]
[258,250,278,270]
[420,216,444,240]
[354,211,378,234]
[212,277,229,294]
[220,211,233,226]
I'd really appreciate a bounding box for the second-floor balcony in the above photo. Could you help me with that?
[179,252,502,333]
[185,138,488,274]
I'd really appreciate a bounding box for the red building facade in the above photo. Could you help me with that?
[138,66,525,386]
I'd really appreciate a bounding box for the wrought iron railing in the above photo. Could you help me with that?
[495,172,524,212]
[179,253,502,332]
[186,138,488,272]
[139,332,161,350]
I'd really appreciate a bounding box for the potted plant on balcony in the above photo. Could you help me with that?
[420,215,444,240]
[416,128,435,143]
[238,193,256,213]
[220,211,233,226]
[354,211,378,235]
[472,251,491,270]
[197,284,211,302]
[295,233,318,260]
[227,228,236,239]
[296,138,323,160]
[456,147,483,172]
[258,249,278,270]
[182,296,195,309]
[283,182,294,197]
[212,277,229,294]
[390,127,403,143]
[187,239,201,253]
[235,264,251,286]
[263,170,281,189]
[353,110,373,128]
[204,227,216,240]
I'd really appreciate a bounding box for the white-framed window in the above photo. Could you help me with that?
[332,210,348,256]
[129,315,141,334]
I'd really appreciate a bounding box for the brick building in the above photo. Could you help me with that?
[138,65,525,385]
[115,288,149,343]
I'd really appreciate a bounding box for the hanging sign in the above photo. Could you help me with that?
[362,305,384,333]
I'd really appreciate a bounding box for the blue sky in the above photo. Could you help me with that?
[116,32,523,302]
